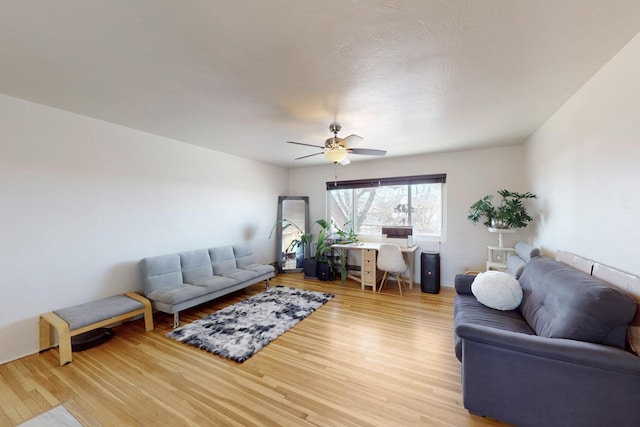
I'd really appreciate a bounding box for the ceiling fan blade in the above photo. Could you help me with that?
[294,152,324,160]
[287,141,325,149]
[341,134,363,147]
[339,156,351,165]
[349,148,387,156]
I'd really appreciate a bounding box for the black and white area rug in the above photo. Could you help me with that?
[167,286,334,362]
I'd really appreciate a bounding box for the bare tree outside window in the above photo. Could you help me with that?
[327,182,443,237]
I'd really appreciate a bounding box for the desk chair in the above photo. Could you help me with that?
[377,243,408,295]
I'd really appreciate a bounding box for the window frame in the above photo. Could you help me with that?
[326,174,447,241]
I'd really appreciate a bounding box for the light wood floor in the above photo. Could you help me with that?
[1,274,509,427]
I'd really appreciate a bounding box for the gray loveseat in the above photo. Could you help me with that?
[139,243,274,327]
[454,256,640,427]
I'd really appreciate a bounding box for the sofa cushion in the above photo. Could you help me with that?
[191,275,237,292]
[505,242,540,278]
[222,268,260,282]
[180,249,214,284]
[519,257,637,349]
[242,263,276,276]
[233,243,255,268]
[472,271,523,310]
[138,254,183,296]
[504,255,526,278]
[147,283,208,305]
[232,243,274,275]
[209,246,237,275]
[453,294,535,361]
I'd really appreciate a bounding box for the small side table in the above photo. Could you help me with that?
[486,227,516,271]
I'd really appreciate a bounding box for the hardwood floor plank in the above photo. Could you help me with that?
[0,274,509,426]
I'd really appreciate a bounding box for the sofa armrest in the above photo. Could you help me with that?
[454,274,476,295]
[457,323,640,426]
[457,323,640,373]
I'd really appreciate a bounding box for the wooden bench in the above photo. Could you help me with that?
[39,292,153,365]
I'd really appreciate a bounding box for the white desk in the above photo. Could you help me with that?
[332,242,420,291]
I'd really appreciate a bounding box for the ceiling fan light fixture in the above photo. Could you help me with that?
[324,148,348,164]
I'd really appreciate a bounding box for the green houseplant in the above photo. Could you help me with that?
[467,189,536,229]
[271,218,358,283]
[310,219,359,284]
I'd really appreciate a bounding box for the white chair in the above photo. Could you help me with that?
[377,243,408,295]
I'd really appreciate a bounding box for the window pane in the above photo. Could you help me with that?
[356,185,408,234]
[328,182,443,238]
[411,183,442,235]
[327,189,353,229]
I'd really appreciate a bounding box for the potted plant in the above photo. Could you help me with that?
[332,221,359,284]
[467,189,536,229]
[281,218,329,280]
[272,218,358,282]
[304,219,359,283]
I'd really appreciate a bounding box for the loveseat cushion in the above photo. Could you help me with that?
[519,257,637,349]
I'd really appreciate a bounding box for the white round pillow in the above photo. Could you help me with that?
[471,271,523,311]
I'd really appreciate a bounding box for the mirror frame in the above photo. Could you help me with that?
[275,196,310,273]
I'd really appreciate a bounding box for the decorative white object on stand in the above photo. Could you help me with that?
[486,227,516,271]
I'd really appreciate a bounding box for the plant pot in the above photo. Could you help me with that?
[302,259,318,279]
[490,218,510,229]
[317,263,334,281]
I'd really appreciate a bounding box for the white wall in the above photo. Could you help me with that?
[524,32,640,276]
[0,94,289,364]
[288,145,528,287]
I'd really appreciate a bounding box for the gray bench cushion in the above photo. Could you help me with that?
[54,295,144,330]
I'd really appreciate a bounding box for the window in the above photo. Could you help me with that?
[326,174,446,238]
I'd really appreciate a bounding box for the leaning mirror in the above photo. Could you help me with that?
[275,196,310,273]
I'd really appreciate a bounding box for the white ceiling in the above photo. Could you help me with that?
[2,1,640,168]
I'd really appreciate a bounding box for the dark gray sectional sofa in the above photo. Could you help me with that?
[139,243,274,327]
[454,256,640,427]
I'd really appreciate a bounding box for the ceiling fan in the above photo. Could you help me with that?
[287,123,387,164]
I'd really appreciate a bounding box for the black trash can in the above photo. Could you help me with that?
[420,252,441,293]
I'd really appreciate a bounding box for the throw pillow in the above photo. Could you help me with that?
[472,270,523,310]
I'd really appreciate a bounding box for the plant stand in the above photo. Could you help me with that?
[486,227,516,271]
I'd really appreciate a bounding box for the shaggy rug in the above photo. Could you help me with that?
[167,286,334,362]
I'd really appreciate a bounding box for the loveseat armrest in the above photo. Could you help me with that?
[454,274,476,295]
[457,323,640,427]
